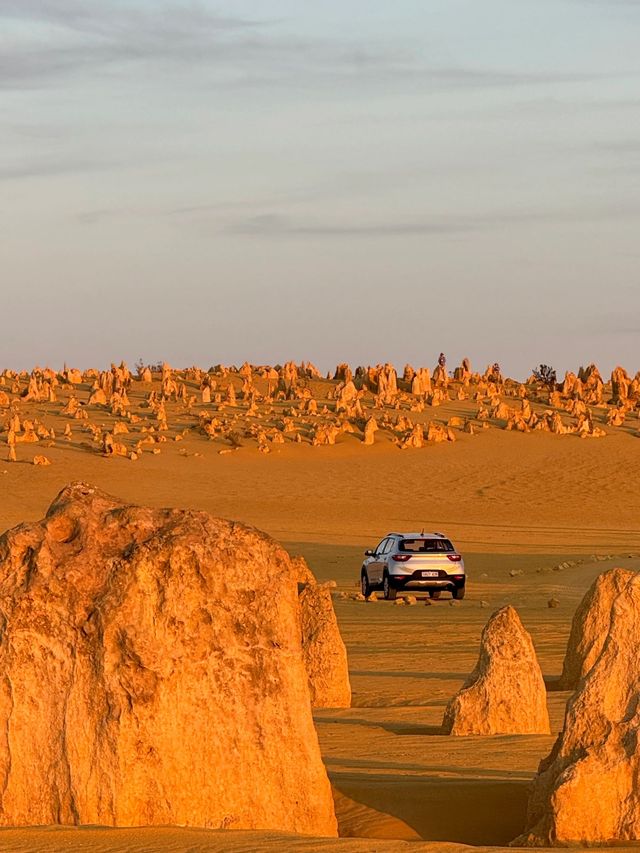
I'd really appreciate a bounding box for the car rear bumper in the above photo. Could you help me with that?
[389,570,465,590]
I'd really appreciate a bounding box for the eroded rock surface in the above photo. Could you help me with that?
[516,574,640,846]
[0,483,337,835]
[559,567,637,690]
[442,605,550,735]
[299,583,351,709]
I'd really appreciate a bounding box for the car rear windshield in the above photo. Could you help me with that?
[399,538,454,553]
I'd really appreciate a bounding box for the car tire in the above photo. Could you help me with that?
[429,590,441,600]
[383,573,397,601]
[361,570,371,599]
[452,586,466,600]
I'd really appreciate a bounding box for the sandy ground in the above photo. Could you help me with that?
[0,826,599,853]
[1,392,640,851]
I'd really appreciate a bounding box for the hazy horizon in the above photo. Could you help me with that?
[2,0,639,377]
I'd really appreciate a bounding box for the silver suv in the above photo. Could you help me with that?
[361,532,466,600]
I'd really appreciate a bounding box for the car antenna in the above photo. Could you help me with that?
[421,527,425,535]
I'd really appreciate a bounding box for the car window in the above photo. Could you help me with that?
[375,538,388,555]
[399,538,454,553]
[381,538,395,555]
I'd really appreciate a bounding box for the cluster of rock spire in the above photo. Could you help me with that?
[2,356,638,464]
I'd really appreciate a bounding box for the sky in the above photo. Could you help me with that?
[1,0,639,379]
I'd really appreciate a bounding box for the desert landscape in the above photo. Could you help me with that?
[1,358,640,852]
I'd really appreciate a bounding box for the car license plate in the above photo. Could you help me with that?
[421,571,439,578]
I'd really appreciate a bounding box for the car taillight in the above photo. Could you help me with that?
[392,554,411,562]
[447,554,462,562]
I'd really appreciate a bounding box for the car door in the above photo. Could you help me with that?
[379,537,395,578]
[369,538,389,584]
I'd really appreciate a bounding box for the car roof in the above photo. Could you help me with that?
[386,532,448,539]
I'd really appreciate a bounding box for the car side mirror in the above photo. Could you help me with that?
[364,549,374,557]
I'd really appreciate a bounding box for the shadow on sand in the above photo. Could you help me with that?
[332,771,529,845]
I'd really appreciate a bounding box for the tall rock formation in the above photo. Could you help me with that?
[516,574,640,845]
[299,583,351,709]
[442,606,550,735]
[0,483,337,835]
[559,568,637,690]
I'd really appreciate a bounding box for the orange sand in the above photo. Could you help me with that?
[1,387,640,851]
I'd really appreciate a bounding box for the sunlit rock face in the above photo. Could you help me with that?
[0,483,337,836]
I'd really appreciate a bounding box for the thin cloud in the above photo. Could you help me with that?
[0,150,156,182]
[0,1,252,38]
[223,204,640,239]
[76,208,126,224]
[439,96,640,121]
[593,140,640,153]
[0,1,617,92]
[0,0,263,88]
[577,0,640,5]
[227,214,471,238]
[0,157,105,181]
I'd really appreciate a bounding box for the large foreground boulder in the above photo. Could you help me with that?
[442,606,550,735]
[299,583,351,708]
[0,483,337,835]
[559,567,637,690]
[516,574,640,845]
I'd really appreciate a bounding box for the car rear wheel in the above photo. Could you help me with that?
[361,571,371,599]
[452,586,466,600]
[429,590,441,600]
[383,573,397,601]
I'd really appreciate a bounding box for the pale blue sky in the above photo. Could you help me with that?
[2,1,639,377]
